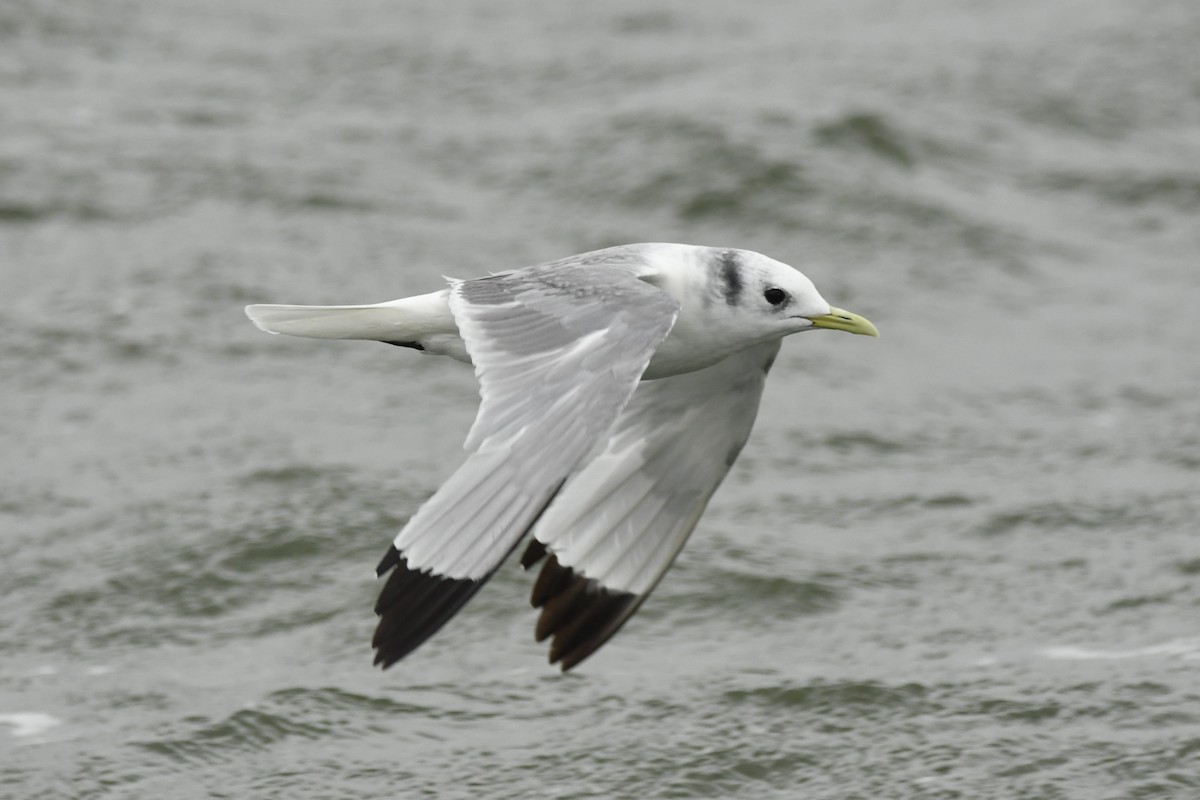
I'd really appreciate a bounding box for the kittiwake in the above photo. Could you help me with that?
[245,243,878,671]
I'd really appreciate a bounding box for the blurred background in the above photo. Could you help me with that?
[2,0,1199,797]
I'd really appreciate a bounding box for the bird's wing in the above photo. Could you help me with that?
[372,260,679,668]
[521,339,781,670]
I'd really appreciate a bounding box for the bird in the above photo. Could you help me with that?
[245,243,878,671]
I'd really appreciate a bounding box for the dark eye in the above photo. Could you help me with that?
[764,287,788,306]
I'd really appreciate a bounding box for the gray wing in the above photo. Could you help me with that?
[521,340,780,670]
[372,260,679,668]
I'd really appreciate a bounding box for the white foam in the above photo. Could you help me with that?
[1043,638,1200,661]
[0,712,62,739]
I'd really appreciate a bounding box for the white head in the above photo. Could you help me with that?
[629,244,877,377]
[684,246,879,342]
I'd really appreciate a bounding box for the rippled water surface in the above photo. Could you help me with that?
[3,1,1200,797]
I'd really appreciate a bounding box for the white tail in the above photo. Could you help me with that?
[245,303,405,339]
[244,289,456,342]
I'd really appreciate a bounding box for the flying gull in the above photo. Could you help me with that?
[245,243,878,671]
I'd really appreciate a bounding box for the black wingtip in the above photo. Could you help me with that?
[370,481,565,670]
[375,545,402,576]
[371,547,486,670]
[519,538,548,570]
[530,554,641,672]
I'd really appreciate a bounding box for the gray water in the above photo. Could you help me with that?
[3,0,1200,797]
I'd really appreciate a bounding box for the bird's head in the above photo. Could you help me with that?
[710,248,879,341]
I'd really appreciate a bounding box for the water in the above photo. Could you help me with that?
[3,0,1199,797]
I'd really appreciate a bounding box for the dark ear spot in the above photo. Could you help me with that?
[719,251,743,306]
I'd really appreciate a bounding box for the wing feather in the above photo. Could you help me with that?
[528,340,780,669]
[373,255,679,668]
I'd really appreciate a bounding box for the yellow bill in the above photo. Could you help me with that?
[807,307,879,337]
